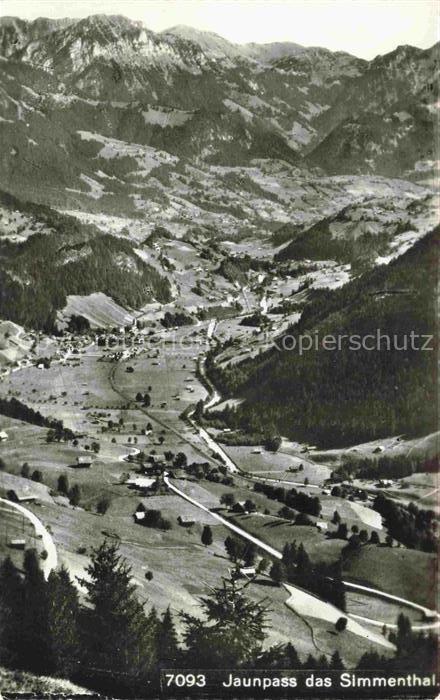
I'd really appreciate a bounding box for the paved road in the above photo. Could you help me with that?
[196,356,320,487]
[110,345,440,628]
[164,477,440,630]
[0,497,57,580]
[343,580,439,620]
[164,474,282,560]
[187,416,239,473]
[348,612,440,632]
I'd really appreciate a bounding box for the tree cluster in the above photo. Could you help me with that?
[253,481,321,517]
[357,613,437,675]
[0,542,435,696]
[137,508,172,531]
[206,229,437,448]
[373,495,437,552]
[0,397,74,440]
[270,542,346,611]
[224,536,257,567]
[335,452,438,481]
[161,311,194,328]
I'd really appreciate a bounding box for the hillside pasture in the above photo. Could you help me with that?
[57,292,133,330]
[226,512,346,565]
[221,444,331,485]
[342,545,437,610]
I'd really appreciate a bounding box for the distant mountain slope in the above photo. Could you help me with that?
[305,43,439,175]
[317,43,438,132]
[163,26,307,63]
[162,25,251,60]
[0,15,74,56]
[275,192,437,269]
[0,191,171,330]
[211,227,438,448]
[0,14,436,185]
[306,102,436,176]
[273,46,366,80]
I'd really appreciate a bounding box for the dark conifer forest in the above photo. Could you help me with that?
[208,227,438,447]
[0,542,436,696]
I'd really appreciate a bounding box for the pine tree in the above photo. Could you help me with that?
[269,561,287,585]
[242,542,257,567]
[296,544,312,576]
[57,474,69,495]
[331,560,346,612]
[147,606,160,640]
[0,556,24,666]
[201,525,213,547]
[370,530,380,544]
[285,642,301,668]
[148,605,159,622]
[46,567,80,677]
[79,541,157,695]
[304,653,318,669]
[224,535,243,562]
[336,522,348,539]
[396,613,412,654]
[69,484,81,506]
[181,574,269,668]
[20,549,51,673]
[318,654,329,670]
[157,607,179,667]
[281,541,297,572]
[330,650,345,670]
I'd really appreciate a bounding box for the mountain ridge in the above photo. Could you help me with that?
[0,13,436,213]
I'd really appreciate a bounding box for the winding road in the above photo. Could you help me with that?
[0,497,57,580]
[109,342,440,635]
[164,474,280,559]
[163,476,440,632]
[195,356,320,487]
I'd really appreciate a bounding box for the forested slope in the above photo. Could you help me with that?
[210,227,438,447]
[0,192,171,330]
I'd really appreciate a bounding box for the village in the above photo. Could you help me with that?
[0,301,437,674]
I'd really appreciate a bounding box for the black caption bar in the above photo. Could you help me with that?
[160,670,438,698]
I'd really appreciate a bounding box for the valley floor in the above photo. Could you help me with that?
[0,317,437,675]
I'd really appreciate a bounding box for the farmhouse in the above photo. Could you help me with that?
[177,515,195,527]
[377,479,394,488]
[7,489,38,504]
[0,430,8,441]
[126,476,155,491]
[74,456,94,468]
